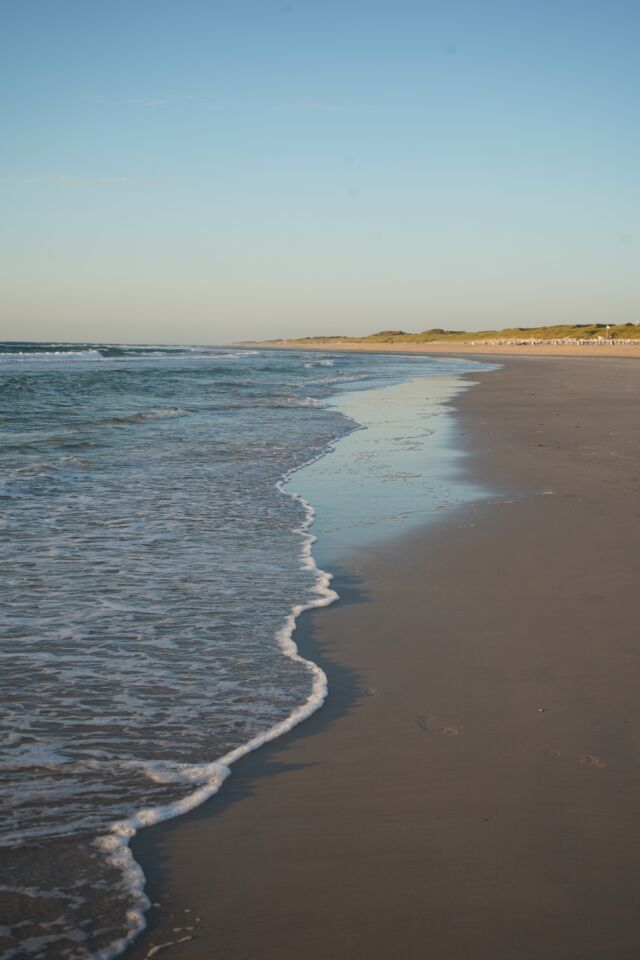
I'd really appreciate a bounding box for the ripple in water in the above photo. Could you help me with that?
[0,343,486,958]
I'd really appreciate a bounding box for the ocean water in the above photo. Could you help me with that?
[0,342,491,959]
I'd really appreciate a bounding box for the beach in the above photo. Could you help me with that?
[0,346,484,959]
[6,2,640,957]
[127,355,640,960]
[250,339,640,359]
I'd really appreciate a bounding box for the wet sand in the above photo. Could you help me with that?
[127,356,640,960]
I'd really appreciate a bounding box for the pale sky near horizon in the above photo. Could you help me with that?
[1,0,638,345]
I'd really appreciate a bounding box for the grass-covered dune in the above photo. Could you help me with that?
[259,323,640,345]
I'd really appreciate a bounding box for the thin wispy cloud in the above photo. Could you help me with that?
[274,101,359,114]
[5,174,128,188]
[181,94,223,110]
[85,94,222,110]
[120,97,170,108]
[85,94,167,108]
[85,95,356,114]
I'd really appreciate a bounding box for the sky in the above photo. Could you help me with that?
[1,0,638,344]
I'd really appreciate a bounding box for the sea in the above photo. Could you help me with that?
[0,342,491,959]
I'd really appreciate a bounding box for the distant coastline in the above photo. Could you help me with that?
[239,323,640,358]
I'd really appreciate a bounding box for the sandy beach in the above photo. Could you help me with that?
[248,339,640,359]
[127,356,640,960]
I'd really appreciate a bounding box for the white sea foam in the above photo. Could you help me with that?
[103,407,189,425]
[0,350,104,363]
[90,447,344,960]
[133,407,188,421]
[2,346,497,959]
[306,373,365,386]
[0,347,259,365]
[304,358,335,367]
[280,395,324,407]
[218,350,260,358]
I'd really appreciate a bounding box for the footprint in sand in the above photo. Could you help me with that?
[576,753,607,768]
[545,750,607,768]
[415,714,460,736]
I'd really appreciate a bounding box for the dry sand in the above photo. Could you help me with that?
[127,356,640,960]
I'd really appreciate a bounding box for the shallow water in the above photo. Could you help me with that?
[0,343,494,959]
[295,374,487,566]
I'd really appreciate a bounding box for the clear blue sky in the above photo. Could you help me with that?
[1,0,638,343]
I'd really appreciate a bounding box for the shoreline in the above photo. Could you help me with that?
[127,355,640,959]
[239,340,640,359]
[121,362,483,957]
[100,443,342,960]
